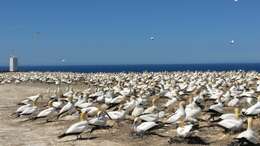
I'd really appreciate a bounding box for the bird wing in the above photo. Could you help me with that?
[218,119,242,129]
[78,102,92,108]
[21,107,37,115]
[246,102,260,115]
[177,124,193,137]
[220,113,235,120]
[65,121,89,134]
[88,117,106,126]
[227,98,239,107]
[59,102,72,114]
[108,111,124,120]
[16,104,30,113]
[210,104,224,113]
[139,113,157,122]
[37,107,55,117]
[132,107,144,117]
[237,129,257,144]
[136,122,157,133]
[166,109,183,123]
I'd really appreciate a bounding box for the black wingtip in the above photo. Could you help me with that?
[210,118,221,123]
[57,114,62,119]
[58,133,66,139]
[30,116,38,121]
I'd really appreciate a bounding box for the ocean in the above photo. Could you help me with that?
[1,63,260,73]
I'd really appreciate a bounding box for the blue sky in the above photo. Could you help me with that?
[0,0,260,65]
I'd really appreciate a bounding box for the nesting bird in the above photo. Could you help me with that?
[8,71,260,145]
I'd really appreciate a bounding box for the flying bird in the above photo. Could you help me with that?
[149,36,155,40]
[61,59,66,63]
[32,32,41,40]
[230,40,235,45]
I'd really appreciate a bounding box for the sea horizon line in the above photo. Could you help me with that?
[1,62,260,67]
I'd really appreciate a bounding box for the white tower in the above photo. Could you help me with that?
[9,56,18,72]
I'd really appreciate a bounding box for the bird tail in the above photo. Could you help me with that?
[9,112,18,117]
[17,102,27,105]
[58,133,66,139]
[13,113,21,118]
[57,113,62,119]
[157,121,166,127]
[30,116,38,121]
[199,123,217,129]
[210,118,221,123]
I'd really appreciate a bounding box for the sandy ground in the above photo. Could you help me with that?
[0,83,259,146]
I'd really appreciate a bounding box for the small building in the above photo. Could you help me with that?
[9,56,18,72]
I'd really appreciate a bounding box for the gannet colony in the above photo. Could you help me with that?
[1,71,260,145]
